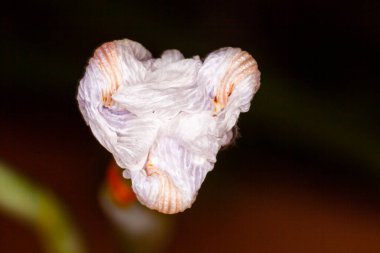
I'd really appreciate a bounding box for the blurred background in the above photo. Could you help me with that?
[1,0,379,252]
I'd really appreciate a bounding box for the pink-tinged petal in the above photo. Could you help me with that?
[77,39,260,214]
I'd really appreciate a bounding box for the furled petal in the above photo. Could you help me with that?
[77,39,260,214]
[131,136,213,214]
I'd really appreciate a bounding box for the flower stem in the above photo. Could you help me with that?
[0,161,86,253]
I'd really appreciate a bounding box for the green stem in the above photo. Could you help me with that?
[0,162,86,253]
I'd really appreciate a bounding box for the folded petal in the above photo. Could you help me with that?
[77,39,261,214]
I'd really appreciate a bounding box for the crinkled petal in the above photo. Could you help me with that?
[77,39,260,214]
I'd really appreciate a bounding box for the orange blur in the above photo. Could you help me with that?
[106,160,136,206]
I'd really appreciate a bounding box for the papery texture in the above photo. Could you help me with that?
[77,39,260,213]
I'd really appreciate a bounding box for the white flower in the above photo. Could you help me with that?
[77,39,260,214]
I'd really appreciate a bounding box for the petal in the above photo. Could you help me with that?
[131,137,213,214]
[77,39,261,214]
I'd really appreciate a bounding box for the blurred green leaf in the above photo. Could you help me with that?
[0,162,87,253]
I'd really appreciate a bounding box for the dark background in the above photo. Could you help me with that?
[1,0,379,252]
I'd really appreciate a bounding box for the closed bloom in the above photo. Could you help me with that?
[77,39,260,214]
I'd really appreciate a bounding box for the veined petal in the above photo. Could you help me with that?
[131,137,212,214]
[77,39,260,214]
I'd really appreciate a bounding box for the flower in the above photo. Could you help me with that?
[77,39,260,214]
